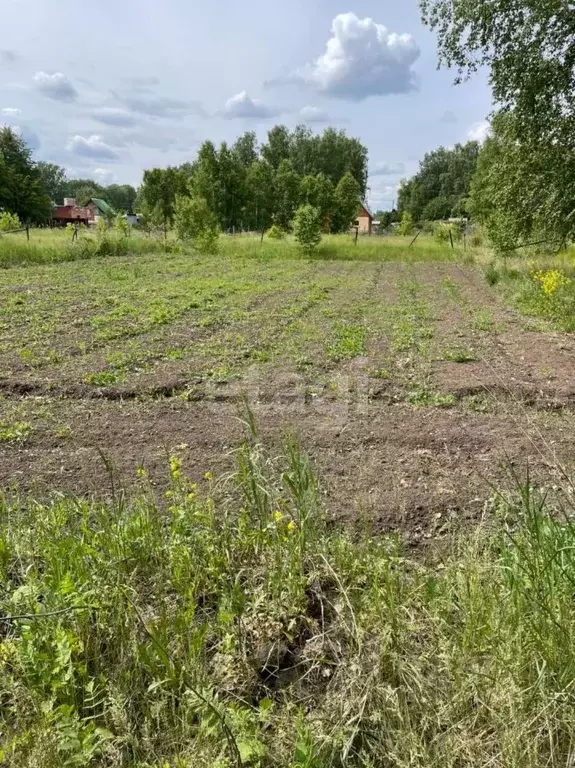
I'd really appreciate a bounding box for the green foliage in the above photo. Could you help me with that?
[485,262,501,286]
[397,211,414,236]
[174,195,220,253]
[434,222,461,244]
[0,128,51,224]
[293,204,322,255]
[0,211,22,232]
[36,161,67,202]
[113,213,130,238]
[140,166,186,233]
[398,142,479,223]
[3,432,575,766]
[332,171,361,233]
[266,224,284,240]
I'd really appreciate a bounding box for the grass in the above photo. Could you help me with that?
[0,229,470,269]
[2,428,575,767]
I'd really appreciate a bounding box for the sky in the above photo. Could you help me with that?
[0,0,492,210]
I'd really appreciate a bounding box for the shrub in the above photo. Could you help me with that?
[266,224,284,240]
[114,213,130,238]
[434,222,462,244]
[174,195,220,253]
[485,261,501,286]
[396,211,414,236]
[0,211,22,232]
[469,230,484,248]
[293,204,322,255]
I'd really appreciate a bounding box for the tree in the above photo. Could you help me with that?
[274,160,300,231]
[420,0,575,244]
[397,211,414,236]
[397,143,479,222]
[0,127,51,223]
[315,173,335,231]
[174,195,220,253]
[245,160,275,232]
[232,131,258,169]
[139,167,185,234]
[262,126,292,169]
[189,141,221,216]
[105,184,137,213]
[332,172,361,233]
[293,204,322,256]
[419,0,575,143]
[37,162,67,202]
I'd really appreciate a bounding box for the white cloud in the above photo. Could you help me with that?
[468,120,490,143]
[68,134,119,161]
[33,71,78,102]
[286,13,420,101]
[92,108,137,127]
[371,162,405,176]
[1,107,21,116]
[222,91,278,119]
[118,93,203,118]
[299,106,330,124]
[92,168,117,185]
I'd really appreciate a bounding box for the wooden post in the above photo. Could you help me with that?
[354,226,359,246]
[26,224,30,242]
[449,229,454,249]
[408,230,421,248]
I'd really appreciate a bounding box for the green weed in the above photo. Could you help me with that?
[327,324,367,361]
[1,434,575,766]
[0,420,31,442]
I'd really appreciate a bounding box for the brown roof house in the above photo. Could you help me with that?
[355,203,374,234]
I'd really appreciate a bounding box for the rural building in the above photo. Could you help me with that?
[86,198,116,224]
[355,203,374,234]
[52,198,90,227]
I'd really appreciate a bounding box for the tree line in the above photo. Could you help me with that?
[0,126,138,223]
[138,125,368,234]
[419,0,575,252]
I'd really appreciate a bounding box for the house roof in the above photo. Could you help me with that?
[358,201,374,219]
[89,198,116,217]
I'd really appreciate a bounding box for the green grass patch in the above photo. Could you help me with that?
[327,324,367,361]
[0,420,31,442]
[1,433,575,766]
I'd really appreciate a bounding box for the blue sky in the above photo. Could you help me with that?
[0,0,492,209]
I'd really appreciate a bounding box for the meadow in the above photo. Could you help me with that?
[2,228,575,766]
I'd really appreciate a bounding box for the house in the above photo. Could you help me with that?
[354,203,374,235]
[52,198,90,227]
[86,198,116,224]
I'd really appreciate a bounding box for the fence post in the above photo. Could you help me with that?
[26,223,30,242]
[354,226,359,246]
[449,229,454,249]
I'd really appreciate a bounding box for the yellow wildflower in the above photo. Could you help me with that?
[273,511,284,523]
[532,269,569,296]
[287,520,297,533]
[169,456,182,480]
[136,467,147,479]
[204,471,213,481]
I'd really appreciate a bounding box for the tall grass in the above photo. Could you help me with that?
[221,232,466,263]
[0,229,169,268]
[1,427,575,767]
[0,229,468,269]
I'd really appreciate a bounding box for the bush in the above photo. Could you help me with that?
[293,204,322,255]
[266,224,284,240]
[434,222,462,244]
[469,230,484,248]
[485,261,501,286]
[174,195,220,253]
[0,211,22,232]
[114,213,130,238]
[396,211,414,236]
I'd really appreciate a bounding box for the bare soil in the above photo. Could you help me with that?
[2,259,575,543]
